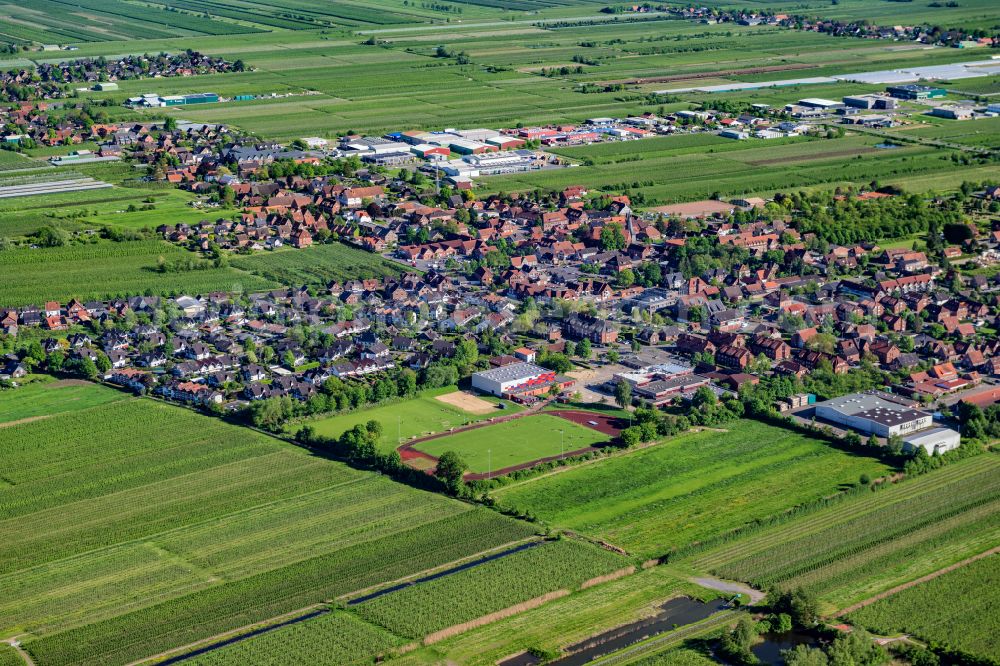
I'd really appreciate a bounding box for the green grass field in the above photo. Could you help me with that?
[0,377,128,425]
[297,387,519,453]
[848,553,999,660]
[691,454,1000,612]
[415,413,609,473]
[493,420,890,558]
[1,398,537,666]
[230,242,407,286]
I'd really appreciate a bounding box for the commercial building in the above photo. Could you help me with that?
[886,84,946,100]
[471,362,570,399]
[816,392,931,437]
[902,428,961,455]
[341,136,412,155]
[814,391,960,454]
[797,97,844,110]
[842,94,898,110]
[930,106,974,120]
[447,138,497,155]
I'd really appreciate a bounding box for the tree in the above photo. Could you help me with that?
[769,587,819,629]
[94,351,111,373]
[434,451,467,495]
[577,338,591,360]
[783,645,829,666]
[620,425,642,447]
[614,379,632,409]
[600,223,626,251]
[454,338,479,368]
[827,630,887,666]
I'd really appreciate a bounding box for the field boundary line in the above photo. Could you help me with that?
[422,589,571,645]
[834,545,1000,617]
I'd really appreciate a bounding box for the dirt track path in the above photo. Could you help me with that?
[835,545,1000,617]
[691,576,765,604]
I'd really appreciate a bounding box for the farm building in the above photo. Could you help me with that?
[471,362,572,399]
[126,92,218,108]
[814,392,960,453]
[93,82,118,91]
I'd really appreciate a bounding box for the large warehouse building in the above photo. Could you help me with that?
[815,392,960,454]
[471,362,571,400]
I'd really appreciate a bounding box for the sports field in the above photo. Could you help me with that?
[298,387,518,453]
[690,454,1000,613]
[847,552,1000,660]
[1,398,537,666]
[0,377,128,426]
[414,413,610,474]
[493,420,890,558]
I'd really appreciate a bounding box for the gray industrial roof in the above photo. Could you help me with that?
[474,362,549,383]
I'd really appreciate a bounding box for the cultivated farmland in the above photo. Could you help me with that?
[230,242,407,286]
[691,454,1000,612]
[0,376,127,425]
[0,239,275,307]
[847,553,1000,660]
[187,611,404,666]
[485,134,954,204]
[0,398,537,666]
[385,563,716,666]
[351,539,627,639]
[493,420,890,557]
[0,646,20,666]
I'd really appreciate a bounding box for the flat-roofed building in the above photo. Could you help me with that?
[815,391,959,453]
[816,392,931,437]
[471,362,569,398]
